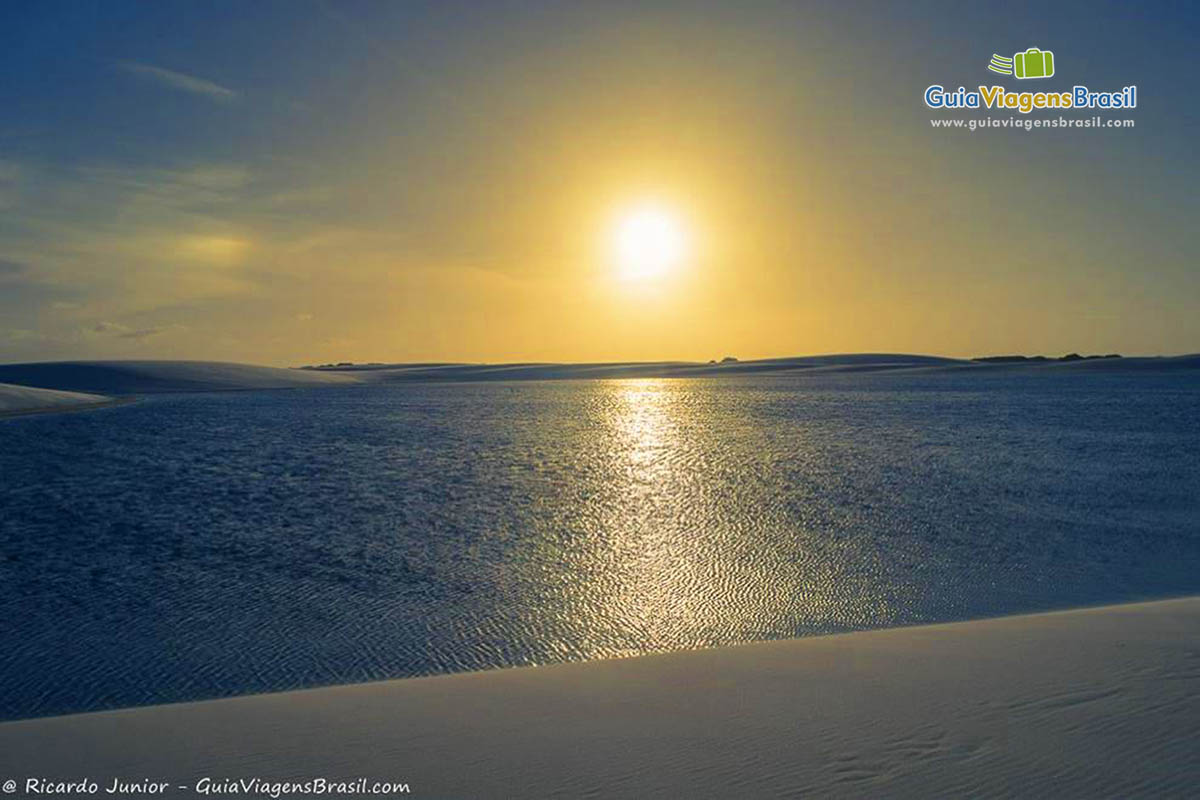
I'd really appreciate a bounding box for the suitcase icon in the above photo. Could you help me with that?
[1014,48,1054,79]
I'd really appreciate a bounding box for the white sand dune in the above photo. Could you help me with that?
[319,353,968,382]
[0,382,114,416]
[2,355,1195,399]
[311,353,1200,382]
[0,360,358,395]
[2,597,1198,798]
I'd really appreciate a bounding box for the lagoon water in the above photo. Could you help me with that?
[2,371,1199,720]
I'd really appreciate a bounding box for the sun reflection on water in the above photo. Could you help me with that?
[611,378,677,486]
[571,379,733,654]
[546,378,901,664]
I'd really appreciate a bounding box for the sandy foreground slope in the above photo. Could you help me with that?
[0,382,115,416]
[1,597,1197,798]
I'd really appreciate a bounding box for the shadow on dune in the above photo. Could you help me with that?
[0,360,355,395]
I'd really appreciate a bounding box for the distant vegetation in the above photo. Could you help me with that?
[972,354,1122,363]
[301,362,385,370]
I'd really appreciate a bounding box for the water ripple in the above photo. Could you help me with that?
[1,372,1199,719]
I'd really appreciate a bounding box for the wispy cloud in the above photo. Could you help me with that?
[116,61,237,102]
[0,258,26,277]
[0,160,19,210]
[7,329,47,342]
[90,321,178,340]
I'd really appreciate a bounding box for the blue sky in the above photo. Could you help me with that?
[1,1,1197,363]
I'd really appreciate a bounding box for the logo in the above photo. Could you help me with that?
[988,48,1055,79]
[988,54,1014,75]
[924,46,1136,116]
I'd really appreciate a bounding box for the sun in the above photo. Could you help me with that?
[611,203,688,281]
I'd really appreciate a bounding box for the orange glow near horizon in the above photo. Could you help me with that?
[2,4,1192,368]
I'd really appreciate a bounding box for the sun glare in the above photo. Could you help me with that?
[611,204,688,281]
